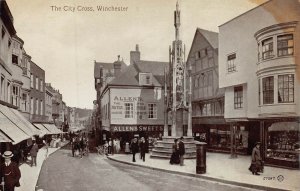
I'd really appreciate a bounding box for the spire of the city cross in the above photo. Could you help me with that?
[174,0,181,41]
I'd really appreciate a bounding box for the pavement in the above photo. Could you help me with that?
[107,152,300,191]
[15,141,69,191]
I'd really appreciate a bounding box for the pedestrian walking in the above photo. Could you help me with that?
[170,139,180,165]
[43,140,49,160]
[139,137,147,162]
[71,137,76,157]
[30,141,39,167]
[249,142,263,175]
[104,141,109,156]
[108,138,112,154]
[130,138,139,162]
[178,137,185,166]
[0,151,21,191]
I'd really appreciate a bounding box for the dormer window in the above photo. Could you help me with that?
[139,73,152,85]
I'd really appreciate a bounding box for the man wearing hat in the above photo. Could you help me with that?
[0,151,21,191]
[250,142,263,175]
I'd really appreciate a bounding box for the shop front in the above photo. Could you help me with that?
[193,118,260,155]
[263,119,300,169]
[110,124,164,152]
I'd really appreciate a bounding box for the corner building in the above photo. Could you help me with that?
[100,46,167,150]
[219,0,300,168]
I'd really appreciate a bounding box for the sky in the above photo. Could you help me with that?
[5,0,266,109]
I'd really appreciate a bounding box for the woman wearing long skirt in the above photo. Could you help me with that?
[170,139,180,164]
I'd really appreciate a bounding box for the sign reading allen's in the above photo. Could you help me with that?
[111,125,164,132]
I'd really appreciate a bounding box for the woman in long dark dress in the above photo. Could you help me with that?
[170,139,180,164]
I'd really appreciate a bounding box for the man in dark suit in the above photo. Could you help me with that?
[178,137,185,166]
[0,151,21,191]
[130,138,139,162]
[30,141,39,166]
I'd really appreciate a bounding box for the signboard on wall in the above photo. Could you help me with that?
[111,96,144,118]
[111,125,164,132]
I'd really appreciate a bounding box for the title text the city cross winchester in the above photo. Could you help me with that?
[50,5,128,12]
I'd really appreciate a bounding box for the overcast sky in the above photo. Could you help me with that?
[6,0,266,109]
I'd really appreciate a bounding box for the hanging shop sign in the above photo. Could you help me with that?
[111,125,164,132]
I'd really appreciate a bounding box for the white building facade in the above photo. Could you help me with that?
[219,0,300,168]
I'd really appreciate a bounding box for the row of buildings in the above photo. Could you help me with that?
[93,0,299,169]
[0,0,90,152]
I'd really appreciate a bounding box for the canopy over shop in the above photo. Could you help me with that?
[68,125,86,133]
[0,104,40,146]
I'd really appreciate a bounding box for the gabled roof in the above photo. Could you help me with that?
[196,28,218,49]
[94,62,113,78]
[108,60,168,87]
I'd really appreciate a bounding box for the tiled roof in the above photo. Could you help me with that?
[108,60,168,87]
[94,62,113,78]
[94,61,127,78]
[197,28,218,49]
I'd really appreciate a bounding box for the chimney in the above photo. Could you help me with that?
[113,55,122,77]
[130,44,140,65]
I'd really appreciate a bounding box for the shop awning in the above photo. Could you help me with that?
[8,107,41,136]
[269,122,300,131]
[69,125,85,133]
[0,109,30,144]
[0,130,12,143]
[33,123,51,135]
[43,124,63,134]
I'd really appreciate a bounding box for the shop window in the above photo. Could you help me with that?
[262,76,274,104]
[266,122,299,168]
[124,103,133,118]
[278,74,294,103]
[234,86,243,109]
[277,34,293,56]
[148,103,157,119]
[262,37,273,59]
[227,53,236,73]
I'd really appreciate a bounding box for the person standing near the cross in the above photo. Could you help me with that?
[178,137,185,166]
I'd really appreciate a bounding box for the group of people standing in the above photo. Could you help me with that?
[170,137,185,166]
[71,135,89,158]
[130,137,147,162]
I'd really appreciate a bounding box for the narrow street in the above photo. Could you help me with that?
[36,145,258,191]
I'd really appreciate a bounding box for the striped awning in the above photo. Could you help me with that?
[43,124,63,134]
[0,106,30,144]
[0,130,12,143]
[33,123,51,135]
